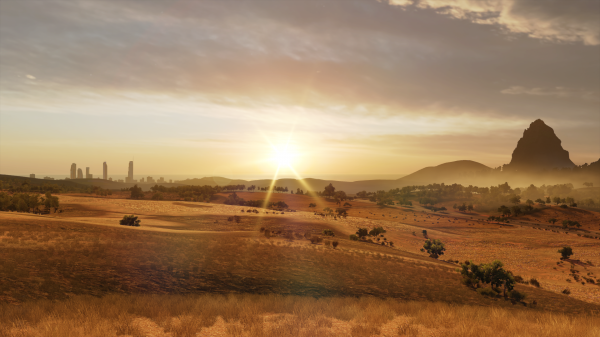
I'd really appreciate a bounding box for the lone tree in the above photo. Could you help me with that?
[558,246,573,260]
[130,185,144,199]
[548,218,558,225]
[120,215,141,227]
[423,239,445,258]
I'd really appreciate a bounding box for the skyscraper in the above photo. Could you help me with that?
[70,163,77,179]
[86,167,91,179]
[103,162,107,180]
[77,168,83,179]
[126,161,134,183]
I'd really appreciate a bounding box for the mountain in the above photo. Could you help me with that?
[397,160,493,185]
[506,119,575,171]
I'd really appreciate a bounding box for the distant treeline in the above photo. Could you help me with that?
[0,192,60,213]
[353,182,598,211]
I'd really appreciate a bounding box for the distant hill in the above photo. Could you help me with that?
[397,160,493,185]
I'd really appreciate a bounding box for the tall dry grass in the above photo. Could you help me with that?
[0,294,598,337]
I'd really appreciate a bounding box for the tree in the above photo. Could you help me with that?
[120,215,141,227]
[552,197,561,205]
[467,204,474,212]
[546,197,551,204]
[525,199,534,206]
[336,208,347,217]
[482,260,515,298]
[130,185,144,199]
[458,203,467,212]
[558,246,573,260]
[332,241,339,249]
[548,218,558,225]
[509,195,521,205]
[356,228,368,239]
[349,234,359,241]
[369,226,386,237]
[423,239,445,258]
[44,192,59,212]
[583,182,594,188]
[422,230,428,237]
[308,203,316,208]
[498,205,511,217]
[323,183,336,198]
[511,205,522,216]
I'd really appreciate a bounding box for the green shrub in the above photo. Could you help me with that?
[349,234,358,241]
[119,215,141,227]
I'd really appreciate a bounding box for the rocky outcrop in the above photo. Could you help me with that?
[507,119,575,171]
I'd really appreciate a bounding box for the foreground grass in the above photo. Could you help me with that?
[1,294,599,337]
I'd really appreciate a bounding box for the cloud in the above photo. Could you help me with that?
[501,86,600,101]
[389,0,600,45]
[1,0,598,127]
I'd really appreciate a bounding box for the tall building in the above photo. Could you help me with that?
[103,162,107,180]
[70,163,77,179]
[126,161,134,183]
[77,168,83,179]
[86,167,91,179]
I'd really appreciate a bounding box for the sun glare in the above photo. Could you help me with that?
[275,149,293,167]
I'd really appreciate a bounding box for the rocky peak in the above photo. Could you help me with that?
[507,119,575,171]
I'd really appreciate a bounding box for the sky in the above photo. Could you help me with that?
[1,0,599,180]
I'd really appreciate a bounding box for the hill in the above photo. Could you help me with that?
[397,160,493,185]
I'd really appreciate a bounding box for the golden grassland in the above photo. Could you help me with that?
[1,294,599,337]
[2,193,600,336]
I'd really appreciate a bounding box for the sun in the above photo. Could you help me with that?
[275,149,293,167]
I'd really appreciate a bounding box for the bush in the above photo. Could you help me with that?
[349,234,358,241]
[151,192,164,200]
[560,204,569,208]
[322,229,335,236]
[477,288,498,297]
[562,288,571,295]
[332,241,339,249]
[558,246,573,259]
[529,278,540,288]
[509,290,527,302]
[119,215,141,227]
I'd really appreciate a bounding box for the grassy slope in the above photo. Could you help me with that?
[1,213,599,315]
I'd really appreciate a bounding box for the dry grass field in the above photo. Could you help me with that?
[1,294,599,337]
[2,193,600,336]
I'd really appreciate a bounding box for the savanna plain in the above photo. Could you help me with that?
[1,190,600,336]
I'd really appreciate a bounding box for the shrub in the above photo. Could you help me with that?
[332,241,339,249]
[151,192,164,200]
[509,290,527,302]
[529,278,540,288]
[349,234,358,241]
[322,229,335,236]
[119,215,141,227]
[562,288,571,295]
[477,288,498,297]
[558,246,573,259]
